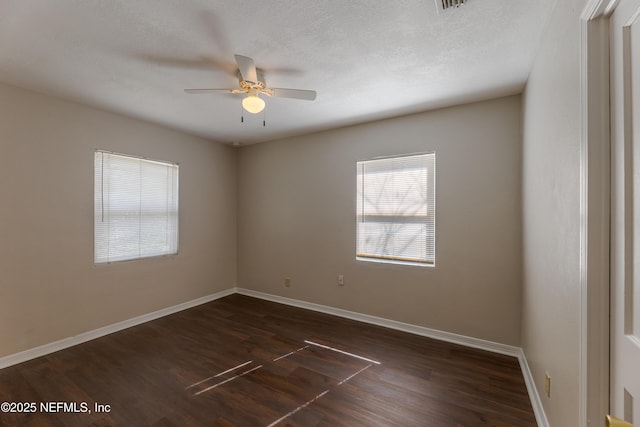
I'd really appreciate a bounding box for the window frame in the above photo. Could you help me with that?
[356,152,436,267]
[94,150,179,264]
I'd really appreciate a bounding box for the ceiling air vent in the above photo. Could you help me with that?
[436,0,467,13]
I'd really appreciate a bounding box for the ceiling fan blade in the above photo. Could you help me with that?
[234,54,258,83]
[269,88,317,101]
[184,88,237,94]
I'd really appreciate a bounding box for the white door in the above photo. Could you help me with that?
[611,0,640,423]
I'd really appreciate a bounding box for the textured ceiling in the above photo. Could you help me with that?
[0,0,556,145]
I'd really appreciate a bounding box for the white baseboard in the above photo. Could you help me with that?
[517,348,550,427]
[0,288,235,370]
[235,287,520,356]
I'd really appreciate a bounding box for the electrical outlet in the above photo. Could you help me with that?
[338,274,344,286]
[545,371,551,398]
[285,277,291,288]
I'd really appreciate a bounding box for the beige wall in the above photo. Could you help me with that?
[237,95,523,346]
[521,0,589,425]
[0,83,237,358]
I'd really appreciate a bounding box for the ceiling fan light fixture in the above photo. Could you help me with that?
[242,90,265,114]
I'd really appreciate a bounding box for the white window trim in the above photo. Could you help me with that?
[94,150,179,264]
[356,152,436,267]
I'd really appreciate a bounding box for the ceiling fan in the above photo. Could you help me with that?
[184,54,317,114]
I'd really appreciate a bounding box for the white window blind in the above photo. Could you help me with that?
[357,153,435,265]
[94,151,179,263]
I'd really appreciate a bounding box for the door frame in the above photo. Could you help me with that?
[579,0,618,425]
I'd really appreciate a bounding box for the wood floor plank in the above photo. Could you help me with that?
[0,294,536,426]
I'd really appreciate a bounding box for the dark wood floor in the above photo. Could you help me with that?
[0,294,536,427]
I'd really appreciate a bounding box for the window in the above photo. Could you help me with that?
[94,151,179,263]
[356,153,435,266]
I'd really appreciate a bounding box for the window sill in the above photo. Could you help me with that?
[356,256,435,268]
[94,252,178,265]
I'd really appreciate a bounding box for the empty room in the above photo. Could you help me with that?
[0,0,634,426]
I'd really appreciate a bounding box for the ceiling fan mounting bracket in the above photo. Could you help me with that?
[239,79,266,91]
[239,79,276,97]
